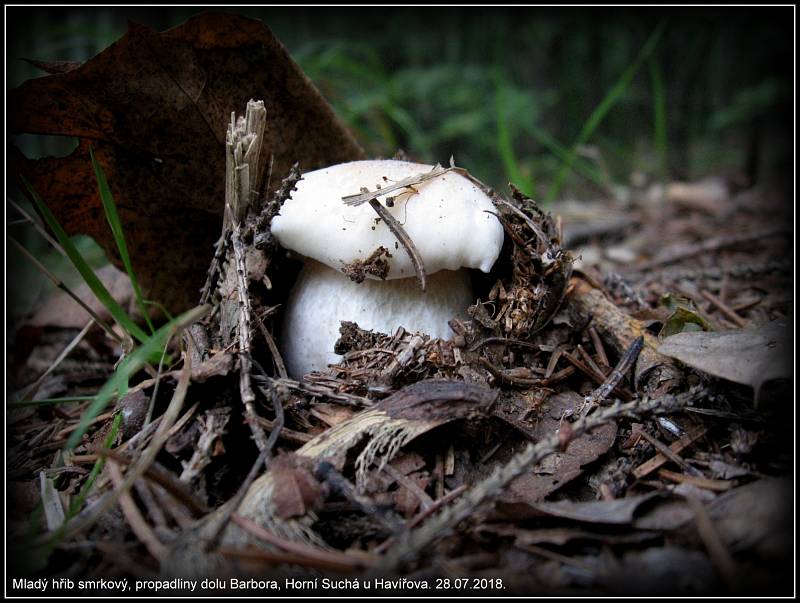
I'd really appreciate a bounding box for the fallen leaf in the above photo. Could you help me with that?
[25,264,133,330]
[270,455,325,519]
[10,12,364,312]
[704,477,792,559]
[483,524,659,547]
[498,492,663,524]
[658,320,792,397]
[492,392,617,506]
[632,498,695,531]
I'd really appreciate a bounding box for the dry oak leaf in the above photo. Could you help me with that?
[10,12,364,312]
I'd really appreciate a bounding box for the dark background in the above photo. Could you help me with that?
[6,6,794,322]
[7,6,794,189]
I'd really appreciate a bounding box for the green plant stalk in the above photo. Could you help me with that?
[67,413,122,518]
[649,53,669,180]
[526,124,605,187]
[495,84,535,197]
[546,20,667,202]
[9,396,98,408]
[64,304,208,451]
[89,146,155,335]
[28,413,122,569]
[8,197,66,255]
[22,177,149,345]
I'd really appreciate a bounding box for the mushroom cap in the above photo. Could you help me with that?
[281,259,472,377]
[271,160,504,280]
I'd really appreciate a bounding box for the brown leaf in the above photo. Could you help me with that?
[22,58,83,74]
[10,13,364,312]
[504,392,617,504]
[270,455,325,519]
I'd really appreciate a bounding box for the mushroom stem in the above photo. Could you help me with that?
[281,259,473,378]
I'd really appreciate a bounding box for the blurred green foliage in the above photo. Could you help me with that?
[6,7,792,327]
[8,7,791,195]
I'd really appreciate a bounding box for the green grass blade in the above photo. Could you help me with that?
[546,20,667,202]
[28,413,122,569]
[63,304,208,451]
[67,413,122,518]
[526,124,606,187]
[649,53,669,180]
[22,177,149,345]
[495,82,535,197]
[89,147,155,335]
[9,396,98,408]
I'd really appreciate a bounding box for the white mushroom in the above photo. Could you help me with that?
[271,159,504,378]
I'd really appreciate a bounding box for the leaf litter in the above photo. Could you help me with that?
[7,13,794,597]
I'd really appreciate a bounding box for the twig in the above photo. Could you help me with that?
[544,345,567,379]
[254,415,311,444]
[700,289,747,328]
[256,376,373,408]
[632,423,708,480]
[493,196,549,246]
[231,216,268,452]
[373,485,468,555]
[382,464,434,511]
[98,448,208,516]
[636,429,704,477]
[230,514,376,570]
[107,460,167,562]
[179,409,230,483]
[374,387,702,572]
[253,312,288,379]
[579,336,643,414]
[54,411,115,441]
[589,326,610,368]
[225,101,271,454]
[379,334,425,384]
[39,347,194,545]
[199,231,230,305]
[8,196,65,254]
[144,334,172,426]
[577,343,607,379]
[567,277,682,393]
[468,337,543,353]
[684,494,738,591]
[658,468,734,492]
[367,198,427,292]
[204,378,284,551]
[341,162,454,207]
[19,320,93,401]
[315,461,404,533]
[480,358,545,388]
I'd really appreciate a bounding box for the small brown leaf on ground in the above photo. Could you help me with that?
[10,12,364,311]
[270,455,325,519]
